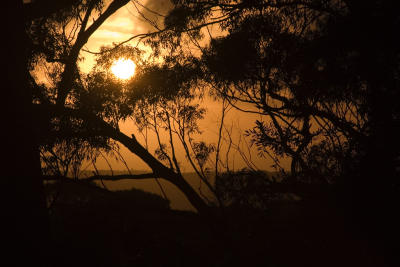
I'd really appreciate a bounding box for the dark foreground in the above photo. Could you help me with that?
[43,181,386,267]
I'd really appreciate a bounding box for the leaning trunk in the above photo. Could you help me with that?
[41,104,212,215]
[110,130,212,215]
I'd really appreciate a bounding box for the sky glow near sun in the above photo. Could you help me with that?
[72,0,285,175]
[111,58,136,79]
[24,0,284,211]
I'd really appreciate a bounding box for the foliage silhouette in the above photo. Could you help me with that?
[27,0,213,219]
[159,0,399,202]
[13,0,399,266]
[152,0,399,262]
[215,169,278,211]
[45,178,170,214]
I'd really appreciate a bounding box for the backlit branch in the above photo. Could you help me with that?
[57,0,130,106]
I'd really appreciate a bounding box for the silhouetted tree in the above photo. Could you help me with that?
[22,1,399,263]
[26,0,216,216]
[4,1,91,266]
[6,1,129,266]
[151,0,399,256]
[215,169,277,211]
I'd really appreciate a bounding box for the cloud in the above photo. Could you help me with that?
[132,0,173,31]
[81,0,174,71]
[143,0,173,15]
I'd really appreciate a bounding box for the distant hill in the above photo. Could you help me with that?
[54,169,283,211]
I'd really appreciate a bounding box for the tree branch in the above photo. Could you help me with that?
[56,0,130,106]
[35,103,211,214]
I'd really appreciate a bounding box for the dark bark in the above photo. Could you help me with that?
[3,1,50,266]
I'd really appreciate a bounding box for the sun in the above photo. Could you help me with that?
[111,58,136,80]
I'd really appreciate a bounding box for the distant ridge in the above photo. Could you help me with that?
[75,169,153,178]
[54,169,283,211]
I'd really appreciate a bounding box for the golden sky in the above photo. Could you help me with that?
[73,0,287,173]
[80,0,158,72]
[29,0,290,210]
[29,0,289,178]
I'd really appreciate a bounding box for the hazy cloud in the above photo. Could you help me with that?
[133,0,173,31]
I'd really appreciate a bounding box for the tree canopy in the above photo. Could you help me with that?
[155,0,400,249]
[21,0,399,215]
[14,1,400,264]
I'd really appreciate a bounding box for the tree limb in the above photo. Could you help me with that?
[56,0,130,106]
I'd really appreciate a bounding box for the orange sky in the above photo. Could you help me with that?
[28,0,291,210]
[72,0,289,173]
[30,0,289,175]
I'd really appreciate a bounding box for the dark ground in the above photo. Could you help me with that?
[44,181,387,267]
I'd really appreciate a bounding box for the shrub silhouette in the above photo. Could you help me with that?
[215,169,281,211]
[45,179,170,214]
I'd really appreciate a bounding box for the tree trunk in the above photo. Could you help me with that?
[111,129,212,215]
[3,2,50,266]
[46,105,213,215]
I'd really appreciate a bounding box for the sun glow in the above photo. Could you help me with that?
[111,58,136,79]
